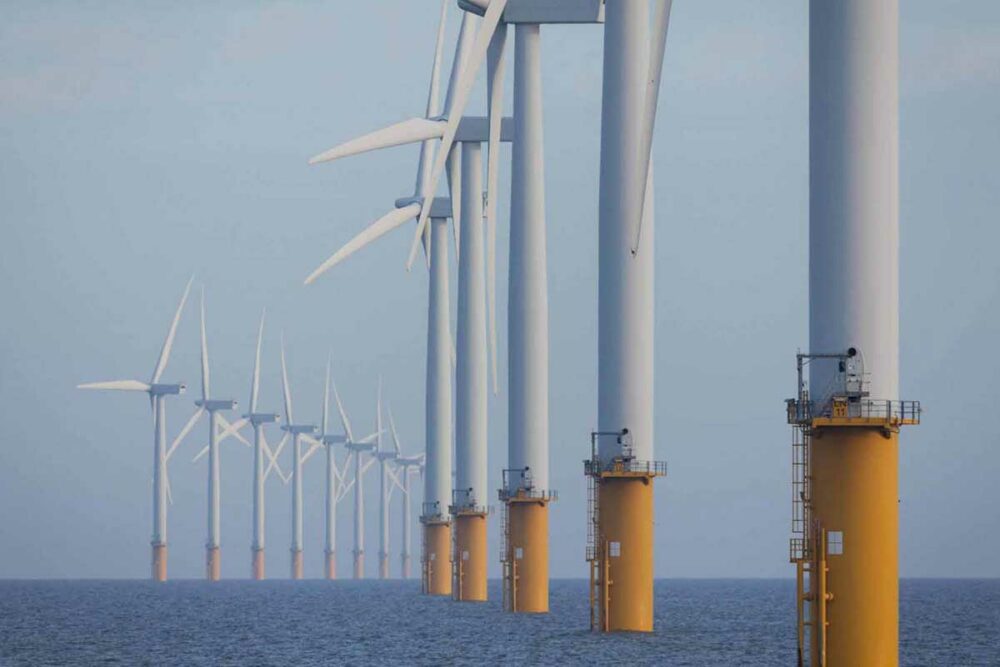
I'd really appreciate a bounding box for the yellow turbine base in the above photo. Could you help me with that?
[811,427,899,666]
[599,475,655,632]
[423,522,452,596]
[507,499,550,613]
[454,513,488,602]
[291,549,303,580]
[325,551,336,580]
[252,549,265,580]
[151,544,167,582]
[206,546,221,582]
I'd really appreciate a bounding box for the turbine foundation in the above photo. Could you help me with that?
[422,520,452,596]
[453,511,488,602]
[151,543,167,582]
[325,550,336,580]
[379,552,389,580]
[501,492,552,613]
[291,549,303,580]
[252,548,264,580]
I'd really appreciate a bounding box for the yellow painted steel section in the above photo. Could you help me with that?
[598,475,655,632]
[325,551,336,580]
[206,547,221,581]
[424,522,452,596]
[454,513,488,602]
[811,427,899,666]
[252,549,265,580]
[152,544,167,582]
[291,550,304,580]
[508,499,550,613]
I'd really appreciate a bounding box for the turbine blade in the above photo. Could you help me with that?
[199,287,210,402]
[152,276,194,384]
[304,204,421,285]
[164,468,173,506]
[192,444,209,463]
[632,0,673,254]
[309,118,445,165]
[413,0,450,200]
[375,376,383,450]
[406,0,510,270]
[331,381,355,443]
[486,22,508,397]
[77,380,150,392]
[262,432,287,483]
[166,407,204,461]
[280,334,293,423]
[387,405,402,456]
[265,432,289,481]
[217,415,251,448]
[361,457,377,475]
[302,440,322,464]
[250,309,265,413]
[387,464,405,494]
[446,147,462,264]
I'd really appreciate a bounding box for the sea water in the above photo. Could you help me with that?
[1,579,996,665]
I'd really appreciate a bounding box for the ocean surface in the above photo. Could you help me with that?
[0,579,997,666]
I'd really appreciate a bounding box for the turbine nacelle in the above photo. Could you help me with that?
[459,0,605,24]
[394,196,453,219]
[246,412,280,425]
[150,383,186,396]
[322,434,347,446]
[195,399,237,411]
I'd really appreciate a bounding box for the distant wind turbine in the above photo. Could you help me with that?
[77,276,194,582]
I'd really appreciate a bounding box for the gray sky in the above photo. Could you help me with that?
[1,0,998,580]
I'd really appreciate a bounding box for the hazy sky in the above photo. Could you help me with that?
[1,1,998,580]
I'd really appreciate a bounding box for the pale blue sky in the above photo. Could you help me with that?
[1,1,998,579]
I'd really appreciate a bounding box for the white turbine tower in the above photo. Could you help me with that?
[77,277,193,582]
[278,335,317,580]
[387,404,425,580]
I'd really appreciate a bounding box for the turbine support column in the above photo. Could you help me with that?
[151,395,168,582]
[502,22,553,614]
[453,142,489,602]
[591,0,665,632]
[206,409,222,582]
[325,444,337,580]
[422,216,453,596]
[789,3,915,663]
[291,434,304,580]
[251,423,266,580]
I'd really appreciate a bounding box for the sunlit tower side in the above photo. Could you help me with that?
[77,276,194,582]
[785,2,921,665]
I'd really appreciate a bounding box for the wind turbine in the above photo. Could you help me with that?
[77,276,193,582]
[243,311,285,580]
[315,354,350,580]
[279,335,317,580]
[167,288,246,582]
[387,405,425,580]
